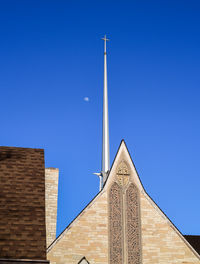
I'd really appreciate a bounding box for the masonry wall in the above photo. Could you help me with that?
[45,168,59,248]
[47,187,200,264]
[47,142,200,264]
[140,192,200,264]
[47,192,108,264]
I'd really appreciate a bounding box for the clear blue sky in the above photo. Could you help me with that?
[0,0,200,236]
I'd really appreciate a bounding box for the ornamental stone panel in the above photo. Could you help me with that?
[126,183,141,264]
[109,182,123,264]
[108,160,142,264]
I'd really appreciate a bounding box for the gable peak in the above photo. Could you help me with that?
[103,140,144,192]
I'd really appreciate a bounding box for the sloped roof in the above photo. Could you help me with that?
[184,235,200,255]
[0,146,47,260]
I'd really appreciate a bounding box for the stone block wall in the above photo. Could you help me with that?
[47,142,200,264]
[140,192,200,263]
[47,189,200,264]
[47,192,108,264]
[45,168,59,248]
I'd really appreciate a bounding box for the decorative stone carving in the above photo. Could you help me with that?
[109,161,142,264]
[109,182,123,264]
[126,183,141,264]
[116,161,130,187]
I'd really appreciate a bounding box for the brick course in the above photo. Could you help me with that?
[47,192,108,264]
[47,141,200,264]
[45,168,59,247]
[140,192,200,263]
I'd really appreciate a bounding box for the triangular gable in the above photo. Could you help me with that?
[47,140,200,264]
[103,140,144,192]
[104,140,200,261]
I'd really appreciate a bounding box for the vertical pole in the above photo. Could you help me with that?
[102,35,110,185]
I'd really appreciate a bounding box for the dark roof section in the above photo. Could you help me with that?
[184,235,200,255]
[0,259,49,264]
[0,147,47,260]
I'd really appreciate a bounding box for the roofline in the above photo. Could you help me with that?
[120,140,200,259]
[184,235,200,237]
[47,189,104,252]
[77,257,89,264]
[0,145,44,150]
[47,139,200,259]
[47,141,129,251]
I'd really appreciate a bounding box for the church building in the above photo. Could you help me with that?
[0,37,199,264]
[46,37,200,264]
[47,140,200,264]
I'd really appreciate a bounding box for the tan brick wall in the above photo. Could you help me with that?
[47,142,200,264]
[140,192,200,263]
[45,168,59,248]
[47,189,200,264]
[47,191,108,264]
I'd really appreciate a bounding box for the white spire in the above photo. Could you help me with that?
[101,35,110,187]
[93,35,110,191]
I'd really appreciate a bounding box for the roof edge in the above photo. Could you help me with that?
[47,189,105,252]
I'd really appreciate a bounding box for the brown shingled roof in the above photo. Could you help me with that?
[184,235,200,255]
[0,147,47,260]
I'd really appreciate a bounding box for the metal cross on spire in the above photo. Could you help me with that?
[101,35,110,54]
